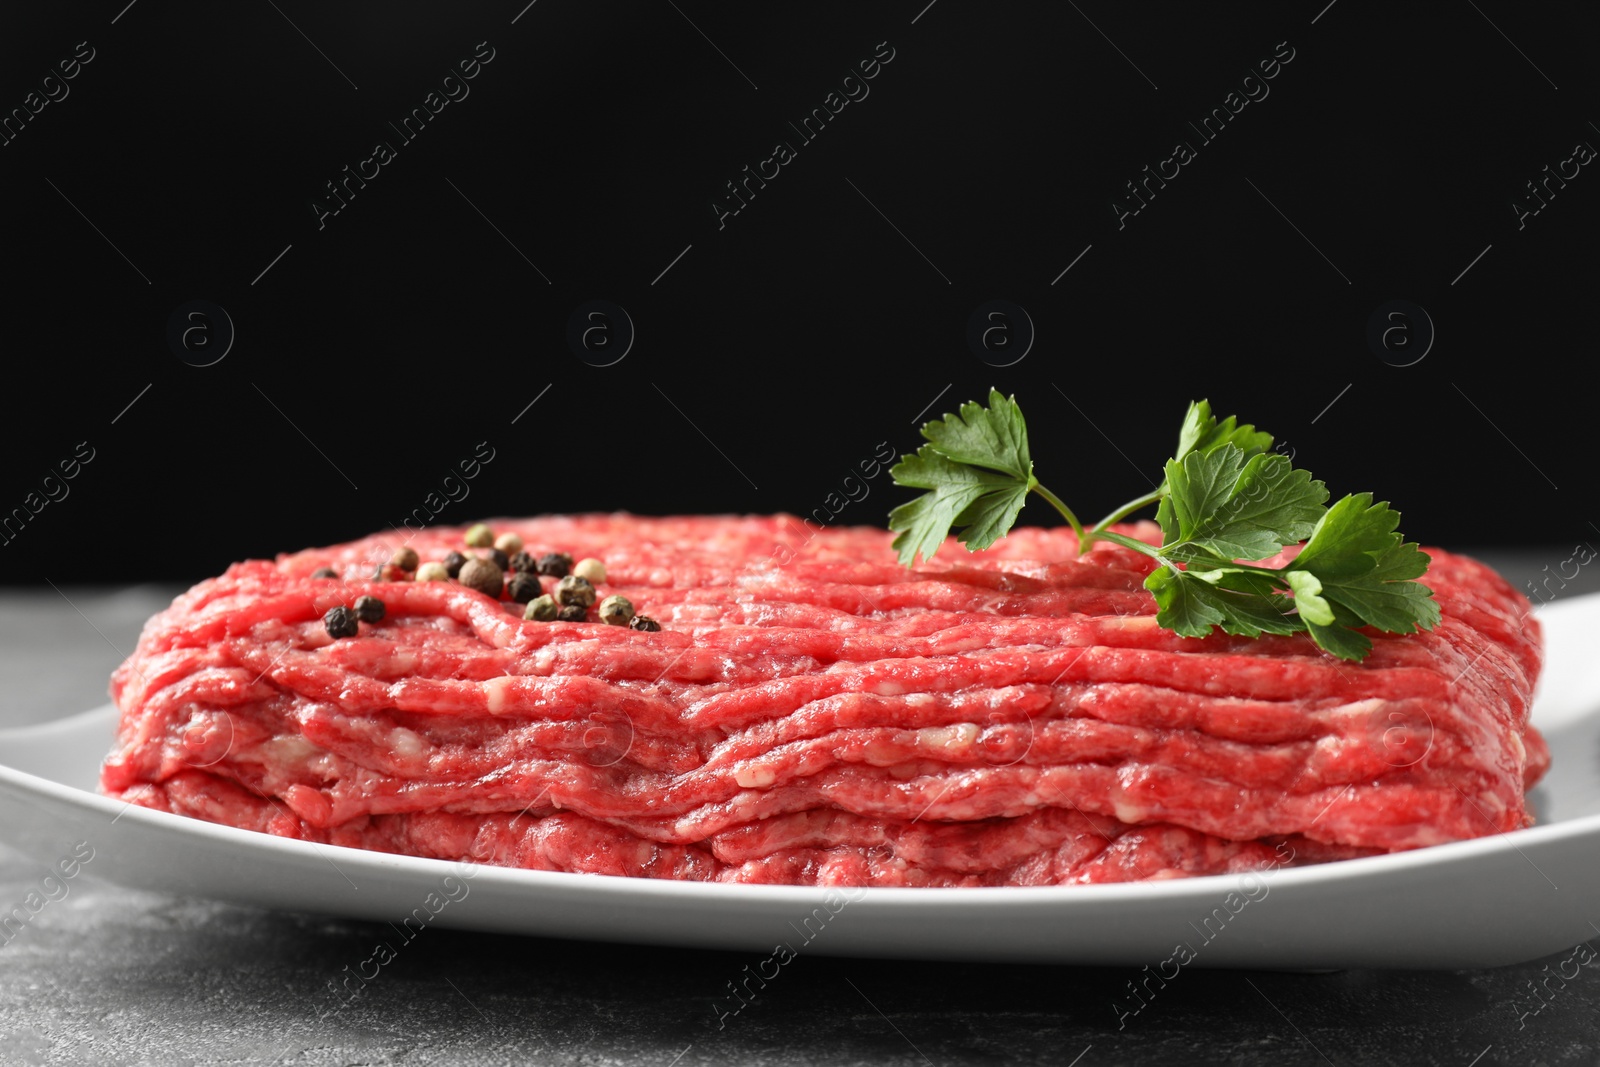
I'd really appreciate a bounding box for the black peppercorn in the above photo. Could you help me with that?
[323,605,359,638]
[507,572,542,603]
[311,567,337,579]
[598,595,634,626]
[458,558,505,597]
[557,604,587,622]
[535,552,573,578]
[485,548,510,572]
[628,615,662,632]
[509,550,537,574]
[556,574,597,608]
[353,595,385,623]
[443,551,467,578]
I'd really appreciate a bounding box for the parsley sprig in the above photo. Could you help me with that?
[888,390,1440,661]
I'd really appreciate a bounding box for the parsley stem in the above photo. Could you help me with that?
[1029,484,1086,542]
[1091,488,1166,532]
[1177,558,1291,578]
[1086,528,1168,562]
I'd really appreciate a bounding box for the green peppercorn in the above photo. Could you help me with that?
[556,574,596,608]
[416,562,450,582]
[494,532,524,558]
[311,567,337,579]
[353,595,385,623]
[391,547,419,572]
[323,605,359,638]
[509,550,537,574]
[464,523,495,548]
[628,615,662,632]
[535,552,572,578]
[598,594,634,626]
[524,594,558,622]
[443,551,467,578]
[573,557,607,584]
[507,572,542,603]
[557,604,587,622]
[458,557,504,597]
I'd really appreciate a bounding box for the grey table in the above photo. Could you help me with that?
[2,553,1598,1066]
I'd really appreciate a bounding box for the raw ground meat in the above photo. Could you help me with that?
[101,515,1547,886]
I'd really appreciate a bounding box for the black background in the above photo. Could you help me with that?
[1,1,1593,585]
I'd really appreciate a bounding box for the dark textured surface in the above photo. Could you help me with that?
[1,554,1598,1065]
[1,895,1597,1067]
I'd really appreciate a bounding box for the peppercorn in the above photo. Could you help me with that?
[509,550,537,574]
[557,604,587,622]
[416,562,450,582]
[535,552,572,578]
[353,595,385,623]
[464,523,495,548]
[507,572,542,603]
[311,567,337,579]
[391,547,419,572]
[372,563,407,582]
[323,605,359,639]
[524,595,558,622]
[494,532,523,558]
[573,557,607,584]
[443,551,468,578]
[556,574,596,608]
[598,594,634,626]
[628,615,662,632]
[484,548,510,572]
[458,557,504,597]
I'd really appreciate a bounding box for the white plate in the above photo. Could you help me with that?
[3,594,1598,970]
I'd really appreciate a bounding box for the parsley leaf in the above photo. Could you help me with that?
[1143,567,1226,637]
[1145,567,1303,639]
[1156,448,1328,563]
[1172,399,1275,466]
[1301,600,1380,661]
[888,389,1037,564]
[888,447,1032,563]
[1287,492,1442,639]
[918,388,1034,482]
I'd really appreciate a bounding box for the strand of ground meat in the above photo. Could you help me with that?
[124,769,1381,886]
[108,669,1532,853]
